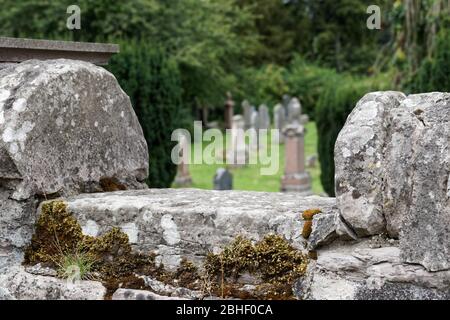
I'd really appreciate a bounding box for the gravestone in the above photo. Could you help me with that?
[249,108,259,151]
[258,104,270,130]
[282,94,291,110]
[307,155,318,168]
[273,103,286,143]
[213,168,233,190]
[224,92,235,130]
[174,134,192,187]
[227,115,248,166]
[287,97,302,124]
[287,97,309,125]
[281,105,312,195]
[242,100,252,130]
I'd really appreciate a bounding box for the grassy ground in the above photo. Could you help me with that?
[180,122,323,194]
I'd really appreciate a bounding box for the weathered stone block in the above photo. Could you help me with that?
[0,59,148,268]
[335,91,450,271]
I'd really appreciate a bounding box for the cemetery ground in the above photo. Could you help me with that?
[183,121,323,194]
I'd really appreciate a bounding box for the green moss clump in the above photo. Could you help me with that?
[24,201,84,265]
[204,234,308,299]
[23,200,164,299]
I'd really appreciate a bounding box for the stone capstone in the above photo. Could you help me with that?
[0,59,148,269]
[50,189,340,270]
[335,91,450,272]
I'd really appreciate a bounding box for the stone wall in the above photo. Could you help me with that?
[0,59,448,300]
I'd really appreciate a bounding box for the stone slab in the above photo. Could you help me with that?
[52,189,339,270]
[0,37,119,65]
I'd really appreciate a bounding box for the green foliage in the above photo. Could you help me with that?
[0,0,158,41]
[108,41,184,188]
[407,29,450,93]
[285,56,338,118]
[237,64,289,108]
[315,73,390,196]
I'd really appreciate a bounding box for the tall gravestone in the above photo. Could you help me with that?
[250,108,259,151]
[281,102,312,195]
[227,115,248,166]
[224,92,235,130]
[273,103,286,143]
[258,104,270,130]
[242,100,252,130]
[174,134,192,187]
[287,97,301,124]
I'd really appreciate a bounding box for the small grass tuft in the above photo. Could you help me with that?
[56,250,97,281]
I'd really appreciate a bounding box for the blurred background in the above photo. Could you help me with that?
[1,0,448,196]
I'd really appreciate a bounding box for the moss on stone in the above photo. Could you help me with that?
[204,234,308,299]
[301,208,321,239]
[302,220,313,239]
[23,200,164,299]
[24,201,84,265]
[302,208,321,220]
[25,200,309,300]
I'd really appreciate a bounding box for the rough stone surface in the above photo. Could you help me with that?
[335,91,406,237]
[141,276,204,299]
[0,59,148,268]
[393,93,450,272]
[295,240,450,300]
[0,266,106,300]
[112,288,189,300]
[335,91,450,272]
[307,213,357,250]
[57,189,339,270]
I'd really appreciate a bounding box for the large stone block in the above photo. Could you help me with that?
[0,59,148,268]
[335,92,450,271]
[335,91,406,237]
[53,189,340,270]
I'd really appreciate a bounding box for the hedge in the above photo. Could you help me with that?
[108,41,186,188]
